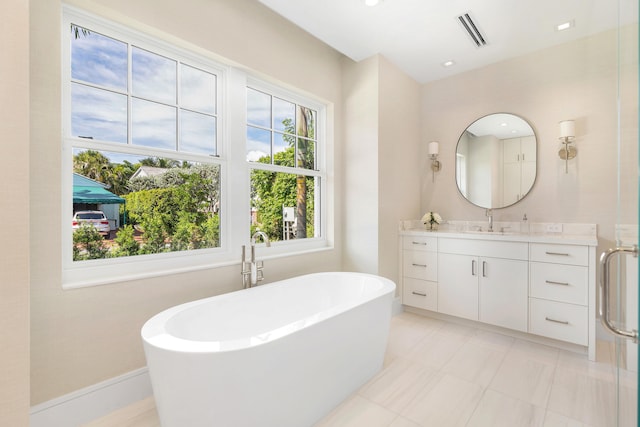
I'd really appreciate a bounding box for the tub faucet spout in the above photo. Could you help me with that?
[241,231,271,288]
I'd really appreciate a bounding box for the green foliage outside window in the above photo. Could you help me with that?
[251,147,315,241]
[72,149,220,260]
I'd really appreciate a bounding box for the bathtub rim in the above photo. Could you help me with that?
[141,271,395,354]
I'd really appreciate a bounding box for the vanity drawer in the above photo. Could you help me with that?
[403,235,438,252]
[403,250,437,281]
[403,278,437,311]
[438,238,528,260]
[529,298,587,345]
[530,262,588,305]
[530,243,588,266]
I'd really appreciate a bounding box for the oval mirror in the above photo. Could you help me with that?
[455,113,537,209]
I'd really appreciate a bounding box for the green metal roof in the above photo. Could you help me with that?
[73,174,125,204]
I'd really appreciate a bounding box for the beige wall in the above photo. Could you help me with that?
[421,26,638,259]
[1,0,30,423]
[342,56,380,274]
[341,55,422,284]
[378,56,422,284]
[30,0,344,404]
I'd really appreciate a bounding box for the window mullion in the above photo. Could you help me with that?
[127,41,133,146]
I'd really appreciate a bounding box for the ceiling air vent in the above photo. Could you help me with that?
[458,13,487,48]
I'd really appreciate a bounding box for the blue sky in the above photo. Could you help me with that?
[71,25,217,157]
[71,25,315,165]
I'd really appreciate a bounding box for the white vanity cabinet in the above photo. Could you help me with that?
[528,243,591,346]
[399,223,597,360]
[401,235,438,311]
[438,238,528,331]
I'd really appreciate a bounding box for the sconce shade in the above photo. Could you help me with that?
[559,120,575,138]
[429,141,439,155]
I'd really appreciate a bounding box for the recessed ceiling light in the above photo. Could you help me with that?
[556,20,574,31]
[364,0,381,6]
[442,60,455,67]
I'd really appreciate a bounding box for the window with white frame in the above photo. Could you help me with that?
[63,7,224,286]
[62,7,328,288]
[246,87,323,243]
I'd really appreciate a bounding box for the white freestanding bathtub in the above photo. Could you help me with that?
[141,272,396,427]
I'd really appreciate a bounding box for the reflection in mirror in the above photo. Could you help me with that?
[456,113,536,209]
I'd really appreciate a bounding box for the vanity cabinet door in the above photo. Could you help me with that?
[479,257,528,332]
[438,253,478,320]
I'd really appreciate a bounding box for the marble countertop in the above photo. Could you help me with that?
[400,220,598,246]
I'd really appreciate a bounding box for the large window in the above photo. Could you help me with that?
[62,7,328,288]
[247,87,322,242]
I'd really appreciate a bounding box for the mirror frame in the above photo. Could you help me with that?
[455,113,537,209]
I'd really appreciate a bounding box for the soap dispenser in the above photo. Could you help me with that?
[521,214,529,234]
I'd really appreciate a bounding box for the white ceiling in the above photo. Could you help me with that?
[257,0,638,84]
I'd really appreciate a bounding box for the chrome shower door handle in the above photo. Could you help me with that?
[599,245,639,342]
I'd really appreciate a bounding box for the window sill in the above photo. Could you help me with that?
[62,241,333,290]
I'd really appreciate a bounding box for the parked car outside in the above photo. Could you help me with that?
[72,210,110,237]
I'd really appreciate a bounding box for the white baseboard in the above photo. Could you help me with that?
[30,367,152,427]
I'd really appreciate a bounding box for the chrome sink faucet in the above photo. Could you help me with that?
[241,231,271,288]
[486,209,493,232]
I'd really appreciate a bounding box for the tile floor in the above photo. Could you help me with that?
[84,312,637,427]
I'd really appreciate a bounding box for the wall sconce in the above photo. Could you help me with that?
[558,120,576,173]
[429,141,441,182]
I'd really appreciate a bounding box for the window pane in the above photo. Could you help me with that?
[273,97,295,133]
[297,137,315,169]
[71,25,127,91]
[180,110,216,155]
[132,47,177,104]
[132,98,177,150]
[250,171,316,242]
[72,148,221,261]
[71,83,127,143]
[247,126,271,162]
[181,64,216,114]
[247,88,271,128]
[297,106,316,139]
[273,132,293,167]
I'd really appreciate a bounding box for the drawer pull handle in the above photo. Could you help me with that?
[412,291,427,297]
[545,280,570,286]
[545,317,569,325]
[545,251,570,256]
[412,263,427,268]
[412,241,427,246]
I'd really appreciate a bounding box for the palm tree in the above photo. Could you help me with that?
[73,150,113,184]
[295,107,315,239]
[139,157,181,169]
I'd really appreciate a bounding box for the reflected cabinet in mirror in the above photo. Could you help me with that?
[456,113,537,209]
